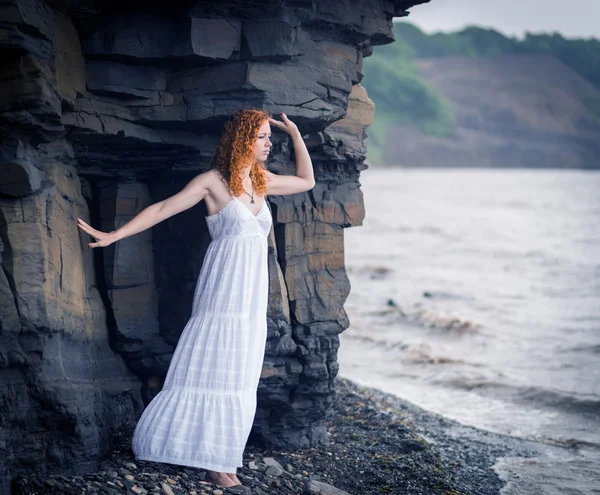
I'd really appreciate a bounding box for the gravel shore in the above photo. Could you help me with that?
[12,377,538,495]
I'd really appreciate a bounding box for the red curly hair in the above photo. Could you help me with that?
[212,109,271,196]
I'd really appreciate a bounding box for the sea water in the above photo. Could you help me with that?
[338,168,600,494]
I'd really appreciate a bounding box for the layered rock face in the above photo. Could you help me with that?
[0,0,426,490]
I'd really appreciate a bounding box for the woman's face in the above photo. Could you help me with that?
[254,120,272,163]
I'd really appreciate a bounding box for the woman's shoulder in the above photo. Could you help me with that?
[210,168,230,186]
[195,168,224,184]
[182,169,224,196]
[202,168,233,198]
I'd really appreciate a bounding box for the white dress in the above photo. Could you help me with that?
[131,192,272,472]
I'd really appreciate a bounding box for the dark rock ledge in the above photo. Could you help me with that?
[1,3,432,490]
[11,378,536,495]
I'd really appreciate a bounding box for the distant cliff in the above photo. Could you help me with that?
[363,23,600,168]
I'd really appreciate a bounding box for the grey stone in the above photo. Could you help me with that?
[160,483,174,495]
[303,480,352,495]
[191,18,241,60]
[263,457,285,472]
[82,15,241,62]
[243,21,309,59]
[87,61,166,99]
[0,160,44,197]
[53,12,86,107]
[265,465,283,477]
[227,485,252,494]
[82,15,189,59]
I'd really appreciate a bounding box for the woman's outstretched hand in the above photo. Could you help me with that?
[269,113,301,139]
[77,218,117,248]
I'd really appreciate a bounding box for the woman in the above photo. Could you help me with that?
[77,109,315,488]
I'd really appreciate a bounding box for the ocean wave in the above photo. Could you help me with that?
[413,308,481,333]
[369,301,481,335]
[439,379,600,418]
[543,437,600,450]
[343,332,408,351]
[343,335,479,368]
[401,342,480,366]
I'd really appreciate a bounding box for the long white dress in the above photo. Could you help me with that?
[131,193,272,472]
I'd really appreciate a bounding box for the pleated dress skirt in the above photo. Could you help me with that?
[131,196,272,472]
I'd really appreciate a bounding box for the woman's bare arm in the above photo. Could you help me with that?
[77,171,213,248]
[266,114,315,195]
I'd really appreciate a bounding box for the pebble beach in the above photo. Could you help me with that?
[11,378,539,495]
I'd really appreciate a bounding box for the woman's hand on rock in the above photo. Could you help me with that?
[77,218,117,248]
[269,113,301,139]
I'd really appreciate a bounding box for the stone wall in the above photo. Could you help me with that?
[0,0,427,490]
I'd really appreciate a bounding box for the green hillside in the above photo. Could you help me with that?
[362,22,600,165]
[394,23,600,90]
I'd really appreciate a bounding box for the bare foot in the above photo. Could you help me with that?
[205,470,237,487]
[226,472,242,485]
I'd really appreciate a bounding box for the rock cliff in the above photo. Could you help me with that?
[0,0,428,490]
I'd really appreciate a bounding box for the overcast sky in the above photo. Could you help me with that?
[401,0,599,39]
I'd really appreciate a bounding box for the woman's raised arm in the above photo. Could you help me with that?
[266,113,315,195]
[77,171,213,248]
